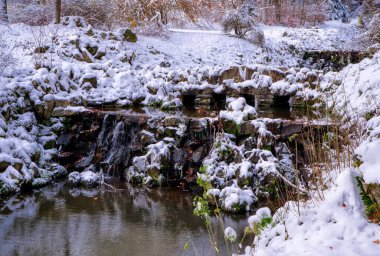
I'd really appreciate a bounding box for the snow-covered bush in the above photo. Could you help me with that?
[222,9,256,38]
[9,3,52,25]
[0,36,16,75]
[62,0,115,29]
[365,14,380,44]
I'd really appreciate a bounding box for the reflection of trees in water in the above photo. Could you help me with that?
[0,182,249,256]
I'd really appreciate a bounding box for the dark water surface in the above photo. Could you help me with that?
[0,181,251,256]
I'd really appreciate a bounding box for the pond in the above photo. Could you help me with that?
[0,180,252,256]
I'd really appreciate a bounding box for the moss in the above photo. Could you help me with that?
[365,111,375,121]
[224,120,241,135]
[198,165,208,174]
[130,175,144,184]
[148,100,163,109]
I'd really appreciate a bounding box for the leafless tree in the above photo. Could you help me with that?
[0,0,7,23]
[54,0,61,24]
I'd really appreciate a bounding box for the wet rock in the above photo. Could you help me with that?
[173,149,186,164]
[80,170,101,187]
[140,130,156,145]
[68,172,82,186]
[192,147,204,163]
[68,170,100,188]
[50,164,68,180]
[147,165,160,179]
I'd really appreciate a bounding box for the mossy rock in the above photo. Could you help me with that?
[120,28,137,43]
[86,45,99,56]
[223,120,240,135]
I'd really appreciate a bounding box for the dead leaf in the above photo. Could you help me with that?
[373,239,380,245]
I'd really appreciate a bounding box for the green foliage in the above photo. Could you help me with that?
[230,202,246,213]
[263,145,272,152]
[193,196,211,223]
[354,159,363,168]
[199,165,208,174]
[288,134,298,142]
[365,111,375,121]
[148,100,163,108]
[359,15,364,29]
[252,217,273,236]
[356,177,380,223]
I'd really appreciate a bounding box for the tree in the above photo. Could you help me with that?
[0,0,7,23]
[54,0,62,24]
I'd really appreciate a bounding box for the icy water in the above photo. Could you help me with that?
[0,181,251,256]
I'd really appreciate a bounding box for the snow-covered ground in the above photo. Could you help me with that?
[0,16,379,255]
[240,51,380,255]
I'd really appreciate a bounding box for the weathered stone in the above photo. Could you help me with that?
[289,96,306,108]
[192,147,204,163]
[240,121,258,136]
[82,49,94,63]
[95,49,106,60]
[80,170,101,187]
[195,94,214,110]
[220,67,243,83]
[255,94,274,109]
[281,122,303,138]
[163,116,184,127]
[147,166,160,179]
[140,131,156,145]
[81,73,97,88]
[263,68,285,83]
[164,127,178,137]
[68,172,82,186]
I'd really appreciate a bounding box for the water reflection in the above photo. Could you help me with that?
[0,182,251,256]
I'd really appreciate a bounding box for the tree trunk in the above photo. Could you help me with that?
[54,0,62,24]
[0,0,8,23]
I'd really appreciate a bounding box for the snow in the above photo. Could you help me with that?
[224,227,237,241]
[356,140,380,184]
[220,97,257,125]
[246,169,380,256]
[0,14,378,256]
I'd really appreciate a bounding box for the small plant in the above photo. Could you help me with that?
[0,36,17,75]
[252,216,273,236]
[356,177,380,223]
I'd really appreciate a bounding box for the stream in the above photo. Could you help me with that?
[0,180,252,256]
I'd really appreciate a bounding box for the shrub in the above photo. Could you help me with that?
[0,36,16,75]
[222,10,255,38]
